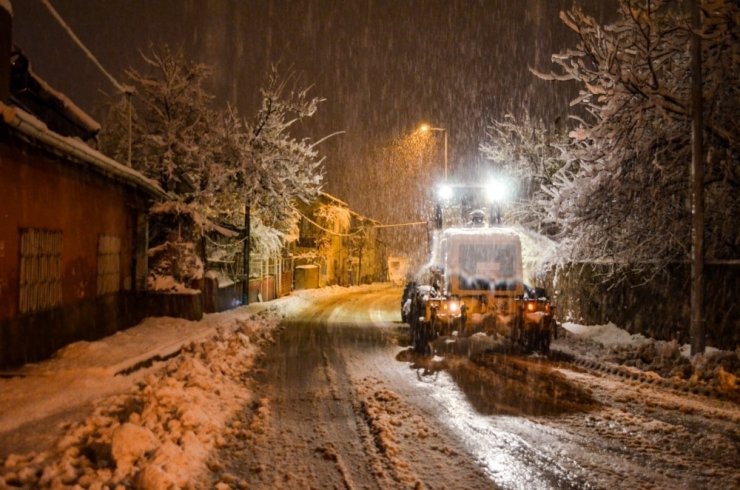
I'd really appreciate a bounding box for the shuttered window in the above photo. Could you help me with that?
[97,235,121,295]
[19,228,63,314]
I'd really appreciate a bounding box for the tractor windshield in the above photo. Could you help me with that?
[457,243,518,291]
[443,228,523,294]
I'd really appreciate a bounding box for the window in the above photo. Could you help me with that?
[457,243,516,291]
[97,235,121,295]
[19,228,63,314]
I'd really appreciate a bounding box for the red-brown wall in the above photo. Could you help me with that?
[0,139,135,320]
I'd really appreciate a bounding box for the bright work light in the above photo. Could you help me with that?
[438,184,454,201]
[485,178,509,202]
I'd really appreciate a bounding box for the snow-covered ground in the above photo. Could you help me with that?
[0,284,387,488]
[0,308,283,488]
[555,321,739,394]
[1,284,737,489]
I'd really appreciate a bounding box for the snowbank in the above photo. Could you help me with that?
[556,321,739,395]
[0,311,279,489]
[561,321,650,348]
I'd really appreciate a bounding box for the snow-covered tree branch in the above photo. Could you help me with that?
[237,67,326,230]
[99,50,329,289]
[527,0,739,282]
[479,113,572,236]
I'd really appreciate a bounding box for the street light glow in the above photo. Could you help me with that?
[416,122,448,180]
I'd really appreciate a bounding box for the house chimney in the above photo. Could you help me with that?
[0,0,13,103]
[0,1,11,102]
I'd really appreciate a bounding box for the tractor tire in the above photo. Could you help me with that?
[511,315,523,348]
[537,318,551,355]
[414,321,432,355]
[527,326,538,353]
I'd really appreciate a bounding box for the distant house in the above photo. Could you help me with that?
[292,192,386,288]
[0,8,168,368]
[349,211,384,285]
[387,256,410,286]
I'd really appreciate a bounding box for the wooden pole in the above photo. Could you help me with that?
[690,0,705,355]
[243,204,250,305]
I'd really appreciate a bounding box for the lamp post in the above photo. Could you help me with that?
[419,123,448,181]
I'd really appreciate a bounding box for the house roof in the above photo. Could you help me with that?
[1,101,168,200]
[10,50,100,141]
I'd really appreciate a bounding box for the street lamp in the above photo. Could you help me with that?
[419,123,448,181]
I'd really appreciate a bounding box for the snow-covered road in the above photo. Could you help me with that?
[1,284,737,489]
[215,285,739,490]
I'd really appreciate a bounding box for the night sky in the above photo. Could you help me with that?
[11,0,614,220]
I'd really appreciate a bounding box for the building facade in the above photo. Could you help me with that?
[292,192,386,288]
[0,10,167,367]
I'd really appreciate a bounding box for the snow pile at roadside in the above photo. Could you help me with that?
[0,311,278,489]
[555,322,740,395]
[560,321,650,348]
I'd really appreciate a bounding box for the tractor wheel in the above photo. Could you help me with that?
[511,315,523,347]
[538,318,551,355]
[482,314,496,336]
[414,321,429,354]
[527,324,539,353]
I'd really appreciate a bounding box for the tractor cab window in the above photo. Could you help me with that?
[457,243,517,291]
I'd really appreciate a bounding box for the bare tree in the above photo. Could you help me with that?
[100,52,329,289]
[479,113,571,235]
[531,0,739,283]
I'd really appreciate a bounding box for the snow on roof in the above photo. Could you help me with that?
[0,0,12,17]
[27,65,101,134]
[349,208,381,225]
[1,102,167,199]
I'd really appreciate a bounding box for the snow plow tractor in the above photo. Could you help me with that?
[403,183,557,355]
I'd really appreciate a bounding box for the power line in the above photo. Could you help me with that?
[295,207,427,236]
[40,0,134,164]
[293,209,365,237]
[40,0,130,94]
[373,221,427,229]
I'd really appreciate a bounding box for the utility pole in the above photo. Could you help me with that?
[690,0,705,355]
[443,129,448,181]
[243,204,250,306]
